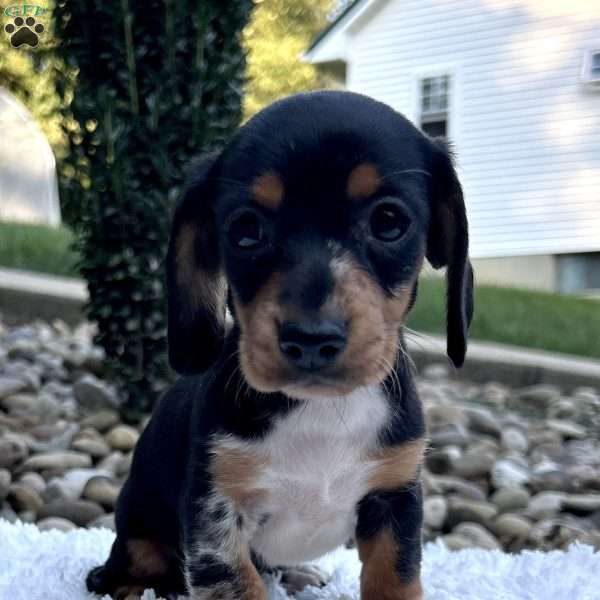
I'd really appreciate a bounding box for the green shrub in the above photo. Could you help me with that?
[51,1,253,419]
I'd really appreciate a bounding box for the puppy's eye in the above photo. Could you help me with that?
[228,211,265,250]
[370,203,411,242]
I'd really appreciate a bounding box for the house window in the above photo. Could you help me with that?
[582,49,600,83]
[592,52,600,78]
[557,253,600,294]
[420,75,450,138]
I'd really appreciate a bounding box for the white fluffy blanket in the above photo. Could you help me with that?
[1,520,599,600]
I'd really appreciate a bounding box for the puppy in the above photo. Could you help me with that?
[86,90,473,600]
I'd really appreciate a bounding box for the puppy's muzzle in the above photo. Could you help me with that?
[278,319,347,372]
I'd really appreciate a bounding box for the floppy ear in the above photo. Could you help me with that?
[426,140,474,368]
[166,153,227,375]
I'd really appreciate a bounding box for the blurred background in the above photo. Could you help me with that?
[0,0,599,555]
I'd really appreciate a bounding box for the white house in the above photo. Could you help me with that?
[305,0,600,294]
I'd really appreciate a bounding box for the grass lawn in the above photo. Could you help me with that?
[409,277,600,360]
[0,222,79,278]
[1,222,599,360]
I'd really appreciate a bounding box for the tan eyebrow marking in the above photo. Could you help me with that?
[347,162,382,200]
[251,172,285,210]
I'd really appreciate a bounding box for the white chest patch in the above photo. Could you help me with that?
[219,386,390,566]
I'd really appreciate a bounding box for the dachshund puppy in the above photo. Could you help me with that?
[86,90,473,600]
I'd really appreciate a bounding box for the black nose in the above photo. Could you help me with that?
[279,319,347,372]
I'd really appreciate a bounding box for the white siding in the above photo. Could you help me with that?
[340,0,600,258]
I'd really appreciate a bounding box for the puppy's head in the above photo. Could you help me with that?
[166,91,473,399]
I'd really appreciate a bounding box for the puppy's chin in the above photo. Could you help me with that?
[241,359,392,401]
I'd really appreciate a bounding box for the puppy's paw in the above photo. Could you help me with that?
[280,564,330,594]
[86,565,113,594]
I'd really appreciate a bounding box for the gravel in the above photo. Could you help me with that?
[1,318,600,550]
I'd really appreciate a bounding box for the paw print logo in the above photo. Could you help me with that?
[4,16,45,48]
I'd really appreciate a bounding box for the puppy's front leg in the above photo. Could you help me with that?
[356,484,424,600]
[184,496,267,600]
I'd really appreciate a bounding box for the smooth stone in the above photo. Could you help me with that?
[422,363,450,380]
[428,475,487,501]
[0,393,37,414]
[490,487,530,512]
[423,495,448,529]
[27,422,80,454]
[514,384,561,409]
[453,522,501,550]
[528,429,563,448]
[43,468,111,502]
[83,476,120,509]
[105,425,139,452]
[441,533,473,551]
[21,451,92,472]
[426,447,462,475]
[0,377,26,399]
[546,420,587,440]
[529,470,571,493]
[6,337,39,360]
[0,468,11,502]
[527,518,587,550]
[7,483,43,513]
[447,497,498,528]
[494,514,533,542]
[0,433,29,469]
[71,437,110,458]
[566,465,600,491]
[18,472,46,494]
[87,512,116,531]
[37,499,105,527]
[425,404,467,429]
[0,505,19,523]
[501,428,529,453]
[526,492,567,520]
[19,510,37,523]
[465,407,501,438]
[73,375,119,410]
[562,494,600,514]
[478,382,510,410]
[80,410,120,432]
[37,516,77,532]
[548,399,577,420]
[452,449,496,479]
[116,452,132,476]
[429,424,470,448]
[96,451,125,476]
[491,459,530,489]
[4,392,61,422]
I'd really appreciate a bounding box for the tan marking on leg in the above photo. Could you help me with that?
[367,439,426,492]
[358,530,424,600]
[251,172,284,210]
[209,442,268,509]
[127,538,171,579]
[347,163,381,200]
[239,548,268,600]
[187,547,267,600]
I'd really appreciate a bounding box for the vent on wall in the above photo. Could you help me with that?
[582,49,600,85]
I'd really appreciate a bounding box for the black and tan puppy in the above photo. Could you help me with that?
[86,91,473,600]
